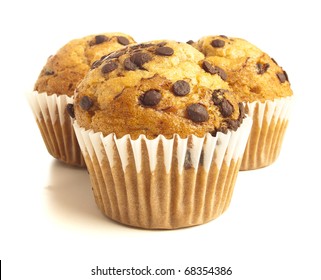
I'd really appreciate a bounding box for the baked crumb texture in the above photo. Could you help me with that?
[73,40,246,139]
[193,35,293,170]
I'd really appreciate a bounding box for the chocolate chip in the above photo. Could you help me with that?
[219,35,228,39]
[212,90,234,117]
[157,41,167,47]
[140,90,162,106]
[66,103,75,118]
[257,63,270,74]
[202,61,227,80]
[184,150,193,169]
[271,57,278,65]
[79,96,93,111]
[117,36,130,46]
[226,119,239,131]
[101,61,118,74]
[186,103,209,122]
[172,80,190,96]
[211,39,225,48]
[124,57,137,70]
[186,40,194,45]
[130,52,152,68]
[212,89,228,105]
[220,99,234,117]
[276,72,287,83]
[91,59,102,69]
[155,46,174,56]
[238,102,245,120]
[45,69,54,75]
[284,70,290,83]
[105,50,126,60]
[92,35,108,45]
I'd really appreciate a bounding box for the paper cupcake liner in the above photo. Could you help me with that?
[240,96,293,170]
[27,91,85,167]
[73,117,252,229]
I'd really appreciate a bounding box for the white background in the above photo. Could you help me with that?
[1,0,320,279]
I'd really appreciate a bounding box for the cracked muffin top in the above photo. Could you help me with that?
[72,40,245,139]
[192,35,293,102]
[34,33,136,96]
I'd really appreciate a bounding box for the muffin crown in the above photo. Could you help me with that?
[73,40,245,139]
[194,35,293,102]
[34,32,136,96]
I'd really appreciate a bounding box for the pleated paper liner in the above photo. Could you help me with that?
[73,117,252,229]
[240,96,293,171]
[27,91,85,167]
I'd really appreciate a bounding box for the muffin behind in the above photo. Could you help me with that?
[28,32,136,167]
[193,35,293,170]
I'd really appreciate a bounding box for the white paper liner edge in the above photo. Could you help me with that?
[73,117,252,174]
[245,96,293,127]
[26,91,74,125]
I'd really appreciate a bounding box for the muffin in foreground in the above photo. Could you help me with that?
[71,40,252,229]
[27,32,136,167]
[193,35,293,170]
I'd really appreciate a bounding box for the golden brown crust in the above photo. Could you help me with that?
[194,35,293,102]
[34,33,136,96]
[73,40,245,139]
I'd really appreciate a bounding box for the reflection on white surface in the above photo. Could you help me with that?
[43,160,127,231]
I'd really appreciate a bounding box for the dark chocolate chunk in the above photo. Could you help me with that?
[186,103,209,122]
[101,61,118,74]
[91,59,102,69]
[219,35,228,39]
[140,90,162,106]
[117,36,130,46]
[155,46,174,56]
[212,89,228,105]
[212,89,234,117]
[186,40,194,45]
[130,52,152,68]
[105,50,126,60]
[220,99,234,117]
[211,39,225,48]
[157,41,167,47]
[92,35,108,45]
[124,57,137,70]
[238,102,245,120]
[184,150,193,169]
[225,119,239,131]
[172,80,190,96]
[271,57,278,65]
[79,96,93,111]
[66,103,75,118]
[284,70,290,83]
[257,63,270,74]
[202,61,227,80]
[45,69,54,75]
[276,72,287,83]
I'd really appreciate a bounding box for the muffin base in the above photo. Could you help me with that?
[27,91,85,167]
[74,117,252,229]
[240,97,292,171]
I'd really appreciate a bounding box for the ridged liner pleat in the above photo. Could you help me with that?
[74,117,252,229]
[27,91,85,167]
[240,96,293,170]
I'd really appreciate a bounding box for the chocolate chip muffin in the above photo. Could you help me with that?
[73,40,245,139]
[72,40,253,229]
[34,33,135,96]
[194,35,293,170]
[28,32,136,167]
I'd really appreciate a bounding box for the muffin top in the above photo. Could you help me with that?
[34,32,136,96]
[72,40,245,139]
[193,35,293,102]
